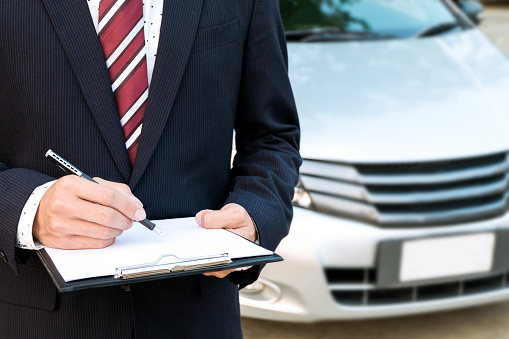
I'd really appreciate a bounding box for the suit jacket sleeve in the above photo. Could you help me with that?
[0,164,55,272]
[225,0,302,286]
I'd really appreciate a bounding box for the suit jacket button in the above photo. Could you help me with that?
[0,251,7,263]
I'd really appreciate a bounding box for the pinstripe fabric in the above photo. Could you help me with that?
[0,282,133,338]
[0,0,300,337]
[99,0,148,166]
[128,0,204,188]
[38,0,133,182]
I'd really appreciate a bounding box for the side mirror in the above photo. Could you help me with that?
[457,0,484,25]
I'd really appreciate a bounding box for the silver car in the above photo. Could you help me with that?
[240,0,509,322]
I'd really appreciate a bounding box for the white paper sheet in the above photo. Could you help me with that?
[44,217,273,282]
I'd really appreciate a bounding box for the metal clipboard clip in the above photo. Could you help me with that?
[114,253,231,279]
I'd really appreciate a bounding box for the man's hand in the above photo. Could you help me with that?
[33,176,146,249]
[195,203,257,278]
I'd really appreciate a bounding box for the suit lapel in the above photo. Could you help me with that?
[129,0,204,189]
[41,0,132,183]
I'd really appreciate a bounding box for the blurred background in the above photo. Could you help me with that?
[241,2,509,338]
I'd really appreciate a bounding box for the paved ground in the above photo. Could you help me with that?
[242,6,509,339]
[243,301,509,339]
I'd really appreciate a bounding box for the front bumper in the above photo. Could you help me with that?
[240,208,509,322]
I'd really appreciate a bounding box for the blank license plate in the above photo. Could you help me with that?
[399,233,495,282]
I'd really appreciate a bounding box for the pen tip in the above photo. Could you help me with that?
[153,227,165,236]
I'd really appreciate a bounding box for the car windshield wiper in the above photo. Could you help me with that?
[285,29,396,42]
[414,22,461,38]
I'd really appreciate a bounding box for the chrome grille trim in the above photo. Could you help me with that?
[355,153,507,175]
[368,175,507,204]
[301,175,368,202]
[379,202,504,225]
[379,194,507,225]
[359,159,509,185]
[329,283,376,291]
[310,192,380,222]
[309,191,507,225]
[302,153,509,226]
[302,174,508,204]
[300,161,360,183]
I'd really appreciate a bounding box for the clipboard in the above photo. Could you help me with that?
[37,250,282,292]
[35,218,283,292]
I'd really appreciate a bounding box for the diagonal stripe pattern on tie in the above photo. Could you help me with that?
[99,0,148,167]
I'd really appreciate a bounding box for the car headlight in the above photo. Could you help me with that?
[292,179,313,209]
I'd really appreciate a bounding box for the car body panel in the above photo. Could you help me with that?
[290,30,509,163]
[240,209,509,322]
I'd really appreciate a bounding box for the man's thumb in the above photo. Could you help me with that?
[195,209,221,229]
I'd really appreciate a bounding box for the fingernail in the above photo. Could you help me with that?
[134,209,146,221]
[196,211,203,226]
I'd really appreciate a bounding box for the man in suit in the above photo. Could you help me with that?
[0,0,300,338]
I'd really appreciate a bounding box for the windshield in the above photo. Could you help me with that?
[281,0,468,40]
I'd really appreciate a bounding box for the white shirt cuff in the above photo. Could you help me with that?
[17,180,57,250]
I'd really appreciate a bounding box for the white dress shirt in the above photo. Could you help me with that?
[87,0,163,85]
[17,0,165,249]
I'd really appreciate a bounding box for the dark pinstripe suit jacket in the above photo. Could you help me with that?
[0,0,301,338]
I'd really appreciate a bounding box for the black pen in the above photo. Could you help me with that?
[45,149,165,236]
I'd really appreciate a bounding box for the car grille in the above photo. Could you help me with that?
[325,268,508,306]
[299,153,509,226]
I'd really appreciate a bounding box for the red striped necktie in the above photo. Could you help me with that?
[98,0,148,167]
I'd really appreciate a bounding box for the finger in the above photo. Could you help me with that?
[225,227,249,240]
[203,269,235,278]
[195,209,213,227]
[43,234,116,250]
[72,199,134,231]
[196,204,248,230]
[93,178,143,206]
[60,218,125,240]
[69,178,146,221]
[40,198,127,239]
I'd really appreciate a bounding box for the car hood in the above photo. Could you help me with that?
[289,30,509,163]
